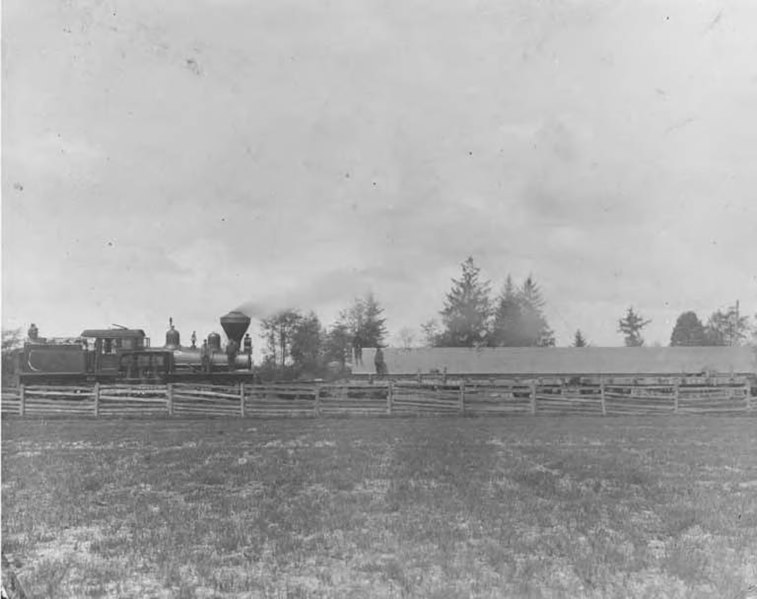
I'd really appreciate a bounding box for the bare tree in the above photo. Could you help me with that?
[397,327,416,349]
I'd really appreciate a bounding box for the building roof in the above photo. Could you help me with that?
[352,346,757,377]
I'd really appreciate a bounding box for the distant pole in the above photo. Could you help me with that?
[387,381,394,415]
[240,382,246,417]
[600,378,606,416]
[459,380,465,415]
[733,300,741,345]
[19,384,25,417]
[733,300,740,346]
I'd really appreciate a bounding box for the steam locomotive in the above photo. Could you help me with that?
[10,311,257,385]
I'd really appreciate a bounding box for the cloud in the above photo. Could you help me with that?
[3,0,757,351]
[3,133,104,187]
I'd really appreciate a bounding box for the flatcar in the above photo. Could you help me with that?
[10,311,257,385]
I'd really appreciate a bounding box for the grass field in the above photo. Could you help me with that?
[2,416,757,598]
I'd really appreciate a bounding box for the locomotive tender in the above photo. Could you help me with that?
[11,311,256,385]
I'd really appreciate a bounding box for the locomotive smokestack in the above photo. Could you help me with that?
[219,311,251,345]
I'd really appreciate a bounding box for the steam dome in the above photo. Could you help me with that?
[165,318,180,349]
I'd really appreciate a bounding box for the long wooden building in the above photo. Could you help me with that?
[351,346,757,380]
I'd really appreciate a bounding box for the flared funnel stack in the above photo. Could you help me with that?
[220,311,251,345]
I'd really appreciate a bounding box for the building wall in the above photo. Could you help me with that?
[351,346,757,377]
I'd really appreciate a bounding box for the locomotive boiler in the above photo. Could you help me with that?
[169,311,253,375]
[11,311,257,385]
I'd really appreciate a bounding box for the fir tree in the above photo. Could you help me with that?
[618,307,651,347]
[491,274,554,346]
[573,329,588,347]
[519,276,554,346]
[437,257,492,347]
[491,276,523,346]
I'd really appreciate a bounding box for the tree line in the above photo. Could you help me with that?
[259,257,755,379]
[424,257,754,350]
[667,305,752,347]
[2,257,754,380]
[257,293,388,380]
[420,257,556,348]
[253,257,559,379]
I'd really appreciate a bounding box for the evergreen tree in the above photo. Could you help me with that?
[573,329,588,347]
[360,293,388,347]
[618,307,651,347]
[491,274,554,346]
[437,257,492,347]
[491,276,523,346]
[669,311,706,346]
[519,276,554,346]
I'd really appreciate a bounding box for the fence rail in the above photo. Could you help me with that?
[1,378,754,419]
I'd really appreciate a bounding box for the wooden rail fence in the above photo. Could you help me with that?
[1,378,753,419]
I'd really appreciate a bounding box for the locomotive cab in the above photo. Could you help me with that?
[80,329,150,379]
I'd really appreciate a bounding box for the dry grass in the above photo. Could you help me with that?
[2,416,757,598]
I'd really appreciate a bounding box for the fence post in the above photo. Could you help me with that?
[387,381,394,415]
[167,383,174,417]
[600,378,606,416]
[19,384,25,417]
[673,379,680,414]
[745,378,752,412]
[530,380,537,415]
[240,382,246,418]
[94,382,100,418]
[313,384,321,418]
[459,380,465,415]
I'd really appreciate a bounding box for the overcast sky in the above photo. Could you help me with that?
[3,0,756,350]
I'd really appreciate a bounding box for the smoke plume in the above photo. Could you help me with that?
[234,269,375,321]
